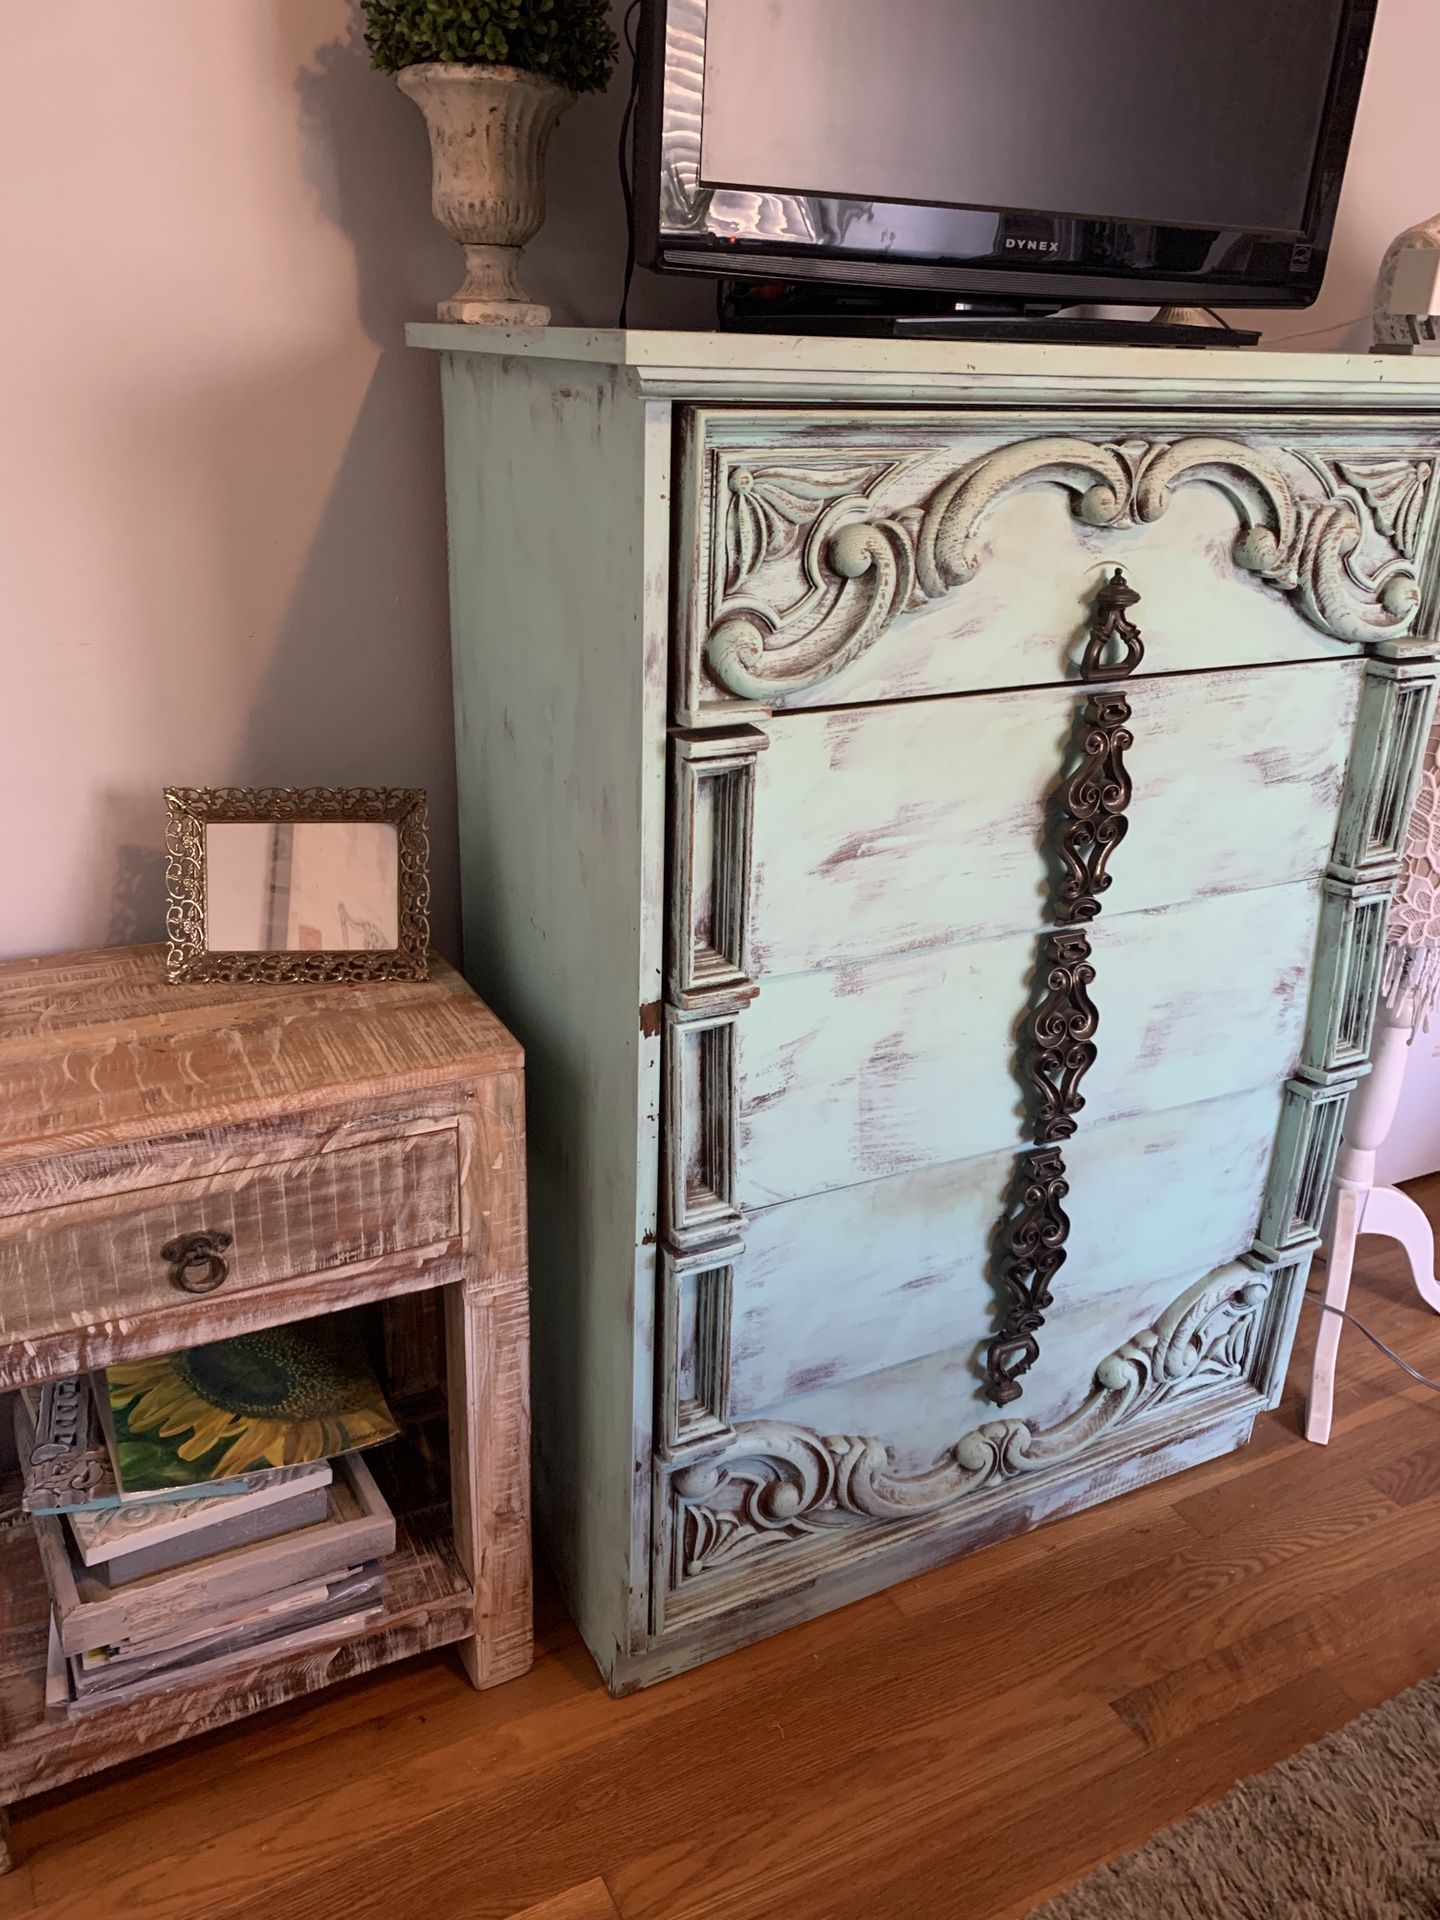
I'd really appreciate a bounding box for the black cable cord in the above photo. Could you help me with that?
[616,0,642,329]
[1199,304,1239,333]
[1302,1289,1440,1394]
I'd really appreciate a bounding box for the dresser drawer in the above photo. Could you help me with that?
[715,1087,1279,1433]
[0,1129,460,1345]
[743,659,1363,979]
[675,408,1436,723]
[664,641,1390,1235]
[668,881,1318,1228]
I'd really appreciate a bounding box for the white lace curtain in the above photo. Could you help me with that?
[1383,711,1440,1030]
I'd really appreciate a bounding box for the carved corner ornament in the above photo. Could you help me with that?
[671,1265,1275,1586]
[702,435,1427,704]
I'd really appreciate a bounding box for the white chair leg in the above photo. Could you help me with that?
[1307,1013,1422,1444]
[1359,1182,1440,1312]
[1307,1182,1363,1445]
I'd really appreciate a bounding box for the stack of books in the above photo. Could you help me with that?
[16,1312,401,1716]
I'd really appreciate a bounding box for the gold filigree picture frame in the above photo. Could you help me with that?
[164,787,431,984]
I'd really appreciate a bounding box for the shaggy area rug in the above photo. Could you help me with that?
[1030,1673,1440,1918]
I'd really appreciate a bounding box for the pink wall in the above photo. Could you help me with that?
[1,0,1436,972]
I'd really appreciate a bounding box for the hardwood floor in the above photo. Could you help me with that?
[9,1180,1440,1920]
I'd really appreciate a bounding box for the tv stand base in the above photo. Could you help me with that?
[891,313,1259,348]
[718,282,1259,348]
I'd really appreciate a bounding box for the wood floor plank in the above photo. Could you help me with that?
[8,1181,1440,1920]
[990,1672,1362,1920]
[21,1595,902,1920]
[1109,1534,1440,1746]
[505,1880,622,1920]
[888,1497,1197,1622]
[1368,1431,1440,1508]
[603,1683,1141,1920]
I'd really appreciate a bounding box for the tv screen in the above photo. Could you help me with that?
[700,0,1344,236]
[637,0,1375,310]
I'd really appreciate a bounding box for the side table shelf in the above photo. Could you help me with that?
[0,1473,471,1813]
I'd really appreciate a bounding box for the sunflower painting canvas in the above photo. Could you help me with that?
[100,1314,400,1494]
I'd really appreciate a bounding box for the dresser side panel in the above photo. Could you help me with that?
[438,354,667,1676]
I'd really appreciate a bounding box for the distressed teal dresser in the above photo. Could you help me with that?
[411,328,1440,1691]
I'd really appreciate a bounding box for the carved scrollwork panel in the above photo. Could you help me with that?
[671,1264,1275,1584]
[1336,456,1433,560]
[912,438,1134,602]
[699,433,1426,705]
[722,462,899,599]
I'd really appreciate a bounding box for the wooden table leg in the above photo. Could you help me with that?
[447,1072,533,1690]
[1,1805,13,1875]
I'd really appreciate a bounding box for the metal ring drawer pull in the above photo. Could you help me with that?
[160,1230,234,1295]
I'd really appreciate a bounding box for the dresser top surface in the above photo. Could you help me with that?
[0,945,520,1162]
[406,324,1440,408]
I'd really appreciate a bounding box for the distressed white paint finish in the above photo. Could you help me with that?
[407,325,1440,412]
[437,352,670,1669]
[641,1413,1258,1677]
[731,880,1319,1210]
[674,413,1440,720]
[725,1084,1281,1429]
[749,660,1363,976]
[1333,660,1440,880]
[0,948,532,1825]
[0,1132,460,1344]
[419,328,1440,1693]
[736,1260,1264,1486]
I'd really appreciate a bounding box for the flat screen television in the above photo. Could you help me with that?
[634,0,1377,314]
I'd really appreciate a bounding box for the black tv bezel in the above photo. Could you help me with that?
[633,0,1376,311]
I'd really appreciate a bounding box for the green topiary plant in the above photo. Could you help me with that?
[362,0,619,94]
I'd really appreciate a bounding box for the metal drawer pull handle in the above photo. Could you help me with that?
[982,570,1142,1406]
[161,1230,233,1295]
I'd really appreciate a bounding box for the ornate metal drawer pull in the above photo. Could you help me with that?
[986,1148,1072,1405]
[982,573,1142,1404]
[161,1230,233,1295]
[1080,567,1144,681]
[1026,930,1100,1144]
[1057,692,1135,924]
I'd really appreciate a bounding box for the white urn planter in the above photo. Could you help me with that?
[398,62,572,326]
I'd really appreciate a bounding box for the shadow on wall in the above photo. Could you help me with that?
[522,0,713,327]
[250,2,702,958]
[106,811,168,949]
[135,7,464,956]
[94,0,700,967]
[296,8,457,349]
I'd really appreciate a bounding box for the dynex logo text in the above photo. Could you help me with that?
[1004,237,1060,253]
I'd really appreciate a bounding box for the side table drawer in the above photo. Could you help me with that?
[0,1129,460,1345]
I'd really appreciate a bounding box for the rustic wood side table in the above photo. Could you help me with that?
[0,945,531,1870]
